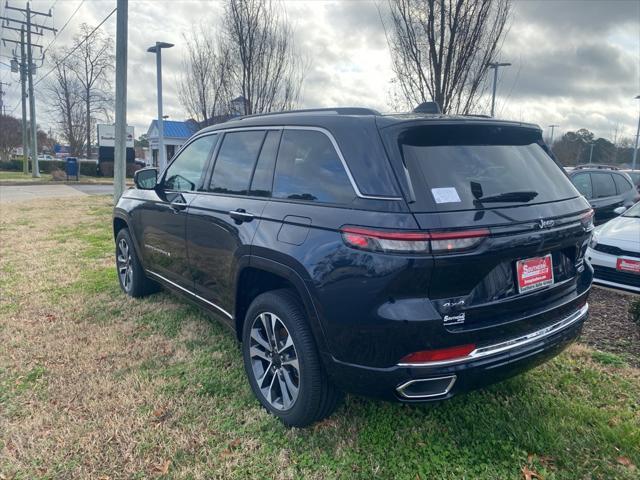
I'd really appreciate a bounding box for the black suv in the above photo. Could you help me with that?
[568,165,639,224]
[113,108,593,427]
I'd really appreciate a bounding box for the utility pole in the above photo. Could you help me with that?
[0,80,8,115]
[548,124,559,147]
[489,62,511,117]
[20,27,28,173]
[632,95,640,171]
[588,143,595,165]
[114,0,128,201]
[2,2,57,178]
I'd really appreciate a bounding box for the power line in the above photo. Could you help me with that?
[42,0,86,57]
[34,7,116,87]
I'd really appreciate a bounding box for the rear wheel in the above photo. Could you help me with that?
[242,289,342,427]
[115,228,157,298]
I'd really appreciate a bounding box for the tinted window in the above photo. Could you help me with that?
[591,173,616,198]
[273,130,355,204]
[613,174,633,194]
[210,131,265,195]
[398,125,578,211]
[571,173,592,199]
[164,135,217,191]
[249,130,280,197]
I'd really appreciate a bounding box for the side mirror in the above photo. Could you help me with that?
[613,206,627,215]
[134,167,158,190]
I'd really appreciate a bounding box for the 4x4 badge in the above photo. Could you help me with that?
[443,313,465,325]
[539,218,555,229]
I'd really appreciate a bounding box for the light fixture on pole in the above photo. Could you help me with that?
[147,41,174,170]
[632,95,640,171]
[488,62,511,117]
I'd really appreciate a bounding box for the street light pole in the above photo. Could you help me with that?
[489,62,511,117]
[147,42,174,171]
[632,95,640,171]
[114,0,128,202]
[589,143,594,164]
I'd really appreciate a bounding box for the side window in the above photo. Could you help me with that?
[273,130,355,204]
[613,174,632,194]
[210,130,265,194]
[592,173,616,198]
[571,173,592,199]
[164,135,217,191]
[249,130,280,197]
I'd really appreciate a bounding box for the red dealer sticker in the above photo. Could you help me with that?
[617,258,640,274]
[516,254,554,293]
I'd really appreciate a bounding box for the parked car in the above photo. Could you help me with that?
[568,165,639,225]
[113,107,594,426]
[621,169,640,194]
[37,154,55,161]
[586,201,640,293]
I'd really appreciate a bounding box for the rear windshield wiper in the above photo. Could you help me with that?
[474,190,539,203]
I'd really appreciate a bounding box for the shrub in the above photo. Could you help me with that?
[630,299,640,325]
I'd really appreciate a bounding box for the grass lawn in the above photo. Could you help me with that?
[0,170,120,184]
[0,196,638,480]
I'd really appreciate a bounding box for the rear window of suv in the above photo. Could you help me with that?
[396,124,579,211]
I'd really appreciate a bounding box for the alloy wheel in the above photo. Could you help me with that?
[249,312,300,410]
[116,238,133,292]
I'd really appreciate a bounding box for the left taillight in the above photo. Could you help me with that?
[340,226,489,254]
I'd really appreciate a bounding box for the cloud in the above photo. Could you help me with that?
[1,0,638,143]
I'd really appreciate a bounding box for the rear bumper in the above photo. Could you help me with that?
[325,303,588,401]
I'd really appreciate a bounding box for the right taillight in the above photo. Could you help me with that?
[341,226,489,254]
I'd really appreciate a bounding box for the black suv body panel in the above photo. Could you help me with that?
[114,110,594,403]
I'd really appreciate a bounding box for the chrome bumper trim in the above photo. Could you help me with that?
[398,303,588,368]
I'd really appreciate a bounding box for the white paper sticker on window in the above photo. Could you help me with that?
[431,187,461,204]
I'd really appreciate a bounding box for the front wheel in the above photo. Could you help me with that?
[242,289,342,427]
[115,228,158,298]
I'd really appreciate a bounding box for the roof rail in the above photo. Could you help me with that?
[236,107,381,121]
[574,164,620,171]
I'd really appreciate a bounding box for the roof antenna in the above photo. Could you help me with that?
[413,101,441,114]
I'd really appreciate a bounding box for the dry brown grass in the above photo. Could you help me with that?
[1,196,639,480]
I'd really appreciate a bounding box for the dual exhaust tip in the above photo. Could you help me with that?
[396,375,456,399]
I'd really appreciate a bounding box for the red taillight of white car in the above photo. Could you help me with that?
[341,226,490,254]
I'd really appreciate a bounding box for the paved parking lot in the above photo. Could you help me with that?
[0,184,114,203]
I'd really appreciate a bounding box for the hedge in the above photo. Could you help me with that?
[0,159,138,177]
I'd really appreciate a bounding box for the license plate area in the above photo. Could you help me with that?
[516,254,554,293]
[617,258,640,274]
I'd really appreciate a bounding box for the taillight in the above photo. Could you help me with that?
[341,226,489,254]
[399,344,476,364]
[341,227,431,253]
[580,209,594,231]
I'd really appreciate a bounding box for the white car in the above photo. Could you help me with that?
[586,202,640,293]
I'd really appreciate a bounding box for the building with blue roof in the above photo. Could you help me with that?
[146,119,200,166]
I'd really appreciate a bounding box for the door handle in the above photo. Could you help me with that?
[228,209,254,223]
[170,200,188,212]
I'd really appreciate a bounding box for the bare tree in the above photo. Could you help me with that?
[222,0,305,115]
[179,26,232,126]
[384,0,511,114]
[66,23,114,158]
[45,52,86,156]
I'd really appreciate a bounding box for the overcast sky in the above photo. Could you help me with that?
[1,0,638,143]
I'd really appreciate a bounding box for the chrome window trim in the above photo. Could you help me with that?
[203,125,402,201]
[146,270,233,319]
[398,303,588,368]
[396,375,457,399]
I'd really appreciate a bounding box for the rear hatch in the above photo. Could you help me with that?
[381,121,593,343]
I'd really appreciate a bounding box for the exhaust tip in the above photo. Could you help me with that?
[396,375,456,399]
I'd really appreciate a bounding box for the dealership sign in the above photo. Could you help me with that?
[97,124,134,148]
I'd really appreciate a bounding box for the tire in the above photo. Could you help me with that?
[242,289,343,427]
[115,228,158,298]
